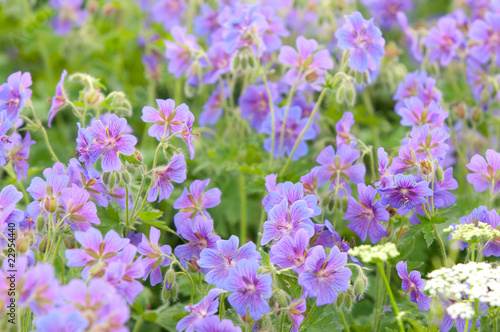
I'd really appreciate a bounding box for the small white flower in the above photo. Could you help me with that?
[348,243,400,263]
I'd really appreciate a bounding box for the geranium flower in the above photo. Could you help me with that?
[176,288,227,332]
[47,69,68,127]
[141,99,191,141]
[396,261,431,312]
[137,226,172,286]
[148,153,187,203]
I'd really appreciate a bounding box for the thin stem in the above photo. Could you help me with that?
[470,243,476,263]
[470,300,479,332]
[362,90,380,153]
[433,224,448,267]
[280,88,328,177]
[239,171,248,245]
[377,263,405,332]
[40,122,60,162]
[133,318,143,332]
[278,74,301,158]
[395,216,405,247]
[50,234,64,264]
[125,184,130,230]
[261,74,276,168]
[219,293,225,319]
[300,302,317,331]
[339,308,350,332]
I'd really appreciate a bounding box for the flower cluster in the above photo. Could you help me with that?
[348,243,400,264]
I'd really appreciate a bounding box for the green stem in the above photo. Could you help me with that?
[133,318,143,332]
[261,74,276,169]
[219,293,225,319]
[280,89,328,177]
[395,216,405,247]
[377,263,405,332]
[239,171,248,245]
[299,302,316,331]
[470,243,475,263]
[362,90,380,153]
[40,123,60,162]
[470,300,479,332]
[433,224,448,267]
[50,234,63,264]
[278,76,300,158]
[339,308,350,332]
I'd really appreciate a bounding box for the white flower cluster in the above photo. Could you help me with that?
[348,243,400,263]
[444,222,500,243]
[446,302,475,320]
[424,262,500,307]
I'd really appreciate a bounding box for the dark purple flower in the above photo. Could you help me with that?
[173,179,221,228]
[379,174,433,215]
[59,184,100,231]
[261,198,314,246]
[239,83,279,132]
[5,131,35,181]
[198,235,260,288]
[176,288,227,332]
[47,69,68,127]
[262,105,316,160]
[439,298,487,332]
[466,149,500,193]
[141,99,191,141]
[65,227,130,279]
[225,259,272,320]
[0,71,32,122]
[396,97,448,129]
[482,209,500,257]
[345,184,389,243]
[425,17,464,67]
[298,246,352,306]
[202,43,235,84]
[88,114,137,172]
[75,123,94,168]
[199,81,229,127]
[165,26,200,79]
[174,216,221,270]
[335,11,385,73]
[469,12,500,66]
[278,36,333,90]
[137,226,172,286]
[49,0,87,35]
[315,144,366,187]
[396,261,431,312]
[148,153,187,202]
[270,228,312,273]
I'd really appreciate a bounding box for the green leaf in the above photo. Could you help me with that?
[142,311,158,322]
[119,153,142,165]
[138,210,164,222]
[259,248,270,266]
[422,224,435,247]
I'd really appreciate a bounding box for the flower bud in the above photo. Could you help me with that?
[435,166,445,183]
[134,150,143,163]
[85,88,105,107]
[277,289,290,307]
[102,172,110,184]
[121,170,131,184]
[165,267,176,290]
[346,82,356,106]
[18,236,30,253]
[39,237,49,254]
[341,196,349,211]
[161,285,169,302]
[336,84,346,104]
[453,102,467,120]
[64,235,77,249]
[336,292,345,307]
[188,260,201,273]
[169,283,178,300]
[108,172,117,189]
[44,197,58,213]
[344,293,353,310]
[89,262,106,278]
[471,106,482,123]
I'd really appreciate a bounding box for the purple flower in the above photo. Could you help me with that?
[173,179,222,228]
[0,111,12,166]
[202,43,235,84]
[396,97,448,129]
[300,167,321,195]
[482,209,500,257]
[88,114,137,172]
[178,111,197,160]
[75,123,94,168]
[199,81,229,127]
[396,261,431,312]
[222,5,269,57]
[65,227,130,279]
[393,71,442,110]
[278,36,333,90]
[396,12,423,62]
[34,305,89,332]
[298,246,352,306]
[315,144,366,187]
[239,83,279,132]
[261,198,314,246]
[439,299,487,332]
[141,99,191,141]
[362,0,413,29]
[288,296,307,332]
[336,111,357,147]
[150,0,185,31]
[0,71,32,122]
[225,259,272,320]
[262,106,316,160]
[174,216,221,270]
[67,158,110,207]
[193,316,242,332]
[47,69,68,127]
[388,142,419,175]
[59,184,100,231]
[165,26,199,78]
[260,5,289,53]
[63,278,130,332]
[270,228,312,273]
[425,17,464,67]
[19,263,60,314]
[262,178,321,216]
[0,185,23,232]
[466,149,500,193]
[379,174,433,215]
[469,12,500,66]
[148,153,187,203]
[198,235,260,288]
[49,0,87,35]
[26,172,69,220]
[345,184,389,243]
[137,226,172,286]
[408,124,450,160]
[194,5,221,44]
[176,288,227,332]
[5,131,35,181]
[335,11,385,73]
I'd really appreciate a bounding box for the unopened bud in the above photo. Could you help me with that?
[64,235,77,249]
[19,236,30,253]
[121,170,131,184]
[435,166,445,183]
[336,292,345,307]
[102,172,110,184]
[277,290,290,307]
[454,102,467,119]
[336,84,346,104]
[37,214,45,231]
[346,83,356,106]
[134,150,143,163]
[341,196,349,211]
[471,107,482,123]
[44,198,58,213]
[85,89,105,106]
[169,283,178,300]
[344,293,353,310]
[166,267,176,289]
[108,172,117,189]
[39,237,49,254]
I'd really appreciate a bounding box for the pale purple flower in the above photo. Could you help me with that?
[396,97,448,129]
[225,259,272,320]
[202,43,235,84]
[262,106,316,160]
[0,185,23,233]
[34,304,89,332]
[199,81,229,127]
[173,179,222,228]
[59,184,100,231]
[335,11,385,73]
[469,12,500,66]
[65,227,130,279]
[315,144,366,187]
[198,235,260,288]
[0,71,32,122]
[482,209,500,257]
[239,83,279,132]
[193,316,242,332]
[345,184,389,243]
[148,153,187,202]
[75,123,94,168]
[20,263,60,314]
[47,69,68,127]
[278,36,333,90]
[194,5,221,44]
[262,178,321,216]
[393,71,442,110]
[336,111,357,147]
[379,174,433,215]
[165,26,200,78]
[88,114,137,172]
[26,172,69,220]
[408,124,450,160]
[178,111,197,160]
[298,246,352,306]
[396,12,423,62]
[49,0,87,35]
[260,5,289,53]
[150,0,185,31]
[439,298,487,332]
[270,228,312,273]
[425,17,464,67]
[0,111,12,166]
[363,0,413,29]
[176,288,227,332]
[141,98,191,141]
[466,149,500,193]
[137,226,172,286]
[396,261,431,312]
[4,131,35,181]
[261,198,314,246]
[288,296,307,332]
